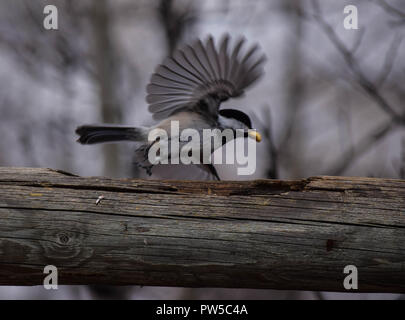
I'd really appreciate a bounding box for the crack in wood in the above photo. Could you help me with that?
[0,167,404,292]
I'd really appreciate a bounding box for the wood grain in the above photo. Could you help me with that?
[0,167,404,292]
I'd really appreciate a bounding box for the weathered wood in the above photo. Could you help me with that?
[0,167,404,292]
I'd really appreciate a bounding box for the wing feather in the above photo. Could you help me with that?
[146,34,265,120]
[195,39,217,81]
[147,83,192,95]
[157,64,200,86]
[172,50,206,83]
[149,99,191,114]
[175,49,208,83]
[163,57,203,85]
[186,42,214,82]
[150,72,194,89]
[206,36,221,79]
[218,34,230,79]
[227,37,245,82]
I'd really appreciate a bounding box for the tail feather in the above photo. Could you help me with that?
[75,125,147,144]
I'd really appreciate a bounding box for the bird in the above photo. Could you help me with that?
[76,34,265,180]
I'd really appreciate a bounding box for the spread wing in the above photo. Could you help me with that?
[146,34,266,120]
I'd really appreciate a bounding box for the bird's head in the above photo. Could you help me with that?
[218,109,262,142]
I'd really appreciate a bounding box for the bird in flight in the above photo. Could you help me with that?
[76,34,265,180]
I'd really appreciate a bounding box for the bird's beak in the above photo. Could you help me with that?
[248,130,262,142]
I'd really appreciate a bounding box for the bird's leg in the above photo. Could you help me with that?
[133,144,155,176]
[206,164,221,181]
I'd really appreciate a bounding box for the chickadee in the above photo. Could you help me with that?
[76,34,265,180]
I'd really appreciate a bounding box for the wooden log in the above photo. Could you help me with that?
[0,167,404,292]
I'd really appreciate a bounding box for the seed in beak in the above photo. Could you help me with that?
[248,130,262,142]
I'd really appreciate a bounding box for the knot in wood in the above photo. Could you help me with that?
[58,233,70,245]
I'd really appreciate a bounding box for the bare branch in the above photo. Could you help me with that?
[157,0,197,55]
[376,33,403,87]
[277,0,304,159]
[351,28,365,54]
[257,106,279,179]
[374,0,405,19]
[311,0,404,122]
[329,119,397,175]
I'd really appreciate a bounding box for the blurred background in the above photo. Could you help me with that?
[0,0,404,299]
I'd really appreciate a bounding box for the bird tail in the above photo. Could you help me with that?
[75,125,148,145]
